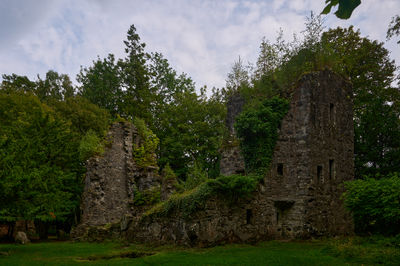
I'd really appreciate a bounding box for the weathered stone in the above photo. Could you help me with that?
[71,122,160,240]
[127,69,354,246]
[15,231,30,244]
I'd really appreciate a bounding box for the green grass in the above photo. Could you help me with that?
[0,238,398,265]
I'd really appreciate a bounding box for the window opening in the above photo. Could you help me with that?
[329,159,335,180]
[277,163,283,176]
[317,165,323,182]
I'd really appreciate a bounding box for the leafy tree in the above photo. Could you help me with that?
[1,71,75,101]
[226,56,251,93]
[36,70,75,101]
[49,96,111,138]
[118,25,153,122]
[77,54,122,116]
[387,15,400,44]
[1,74,36,94]
[0,92,82,238]
[321,26,400,177]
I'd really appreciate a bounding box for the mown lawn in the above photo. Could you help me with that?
[0,237,398,265]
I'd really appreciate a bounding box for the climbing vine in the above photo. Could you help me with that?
[235,96,290,173]
[133,117,159,168]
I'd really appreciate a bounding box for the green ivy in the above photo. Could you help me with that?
[133,187,161,206]
[144,173,262,218]
[133,117,159,168]
[234,96,290,173]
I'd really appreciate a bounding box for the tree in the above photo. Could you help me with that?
[387,15,400,44]
[118,24,153,122]
[1,74,36,94]
[0,92,83,238]
[321,0,361,19]
[321,26,400,177]
[1,71,75,101]
[77,54,122,116]
[156,88,225,179]
[226,56,251,93]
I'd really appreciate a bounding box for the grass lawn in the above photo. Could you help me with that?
[0,237,399,265]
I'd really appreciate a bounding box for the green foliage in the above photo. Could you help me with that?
[343,174,400,235]
[78,130,104,161]
[0,92,82,223]
[145,174,261,218]
[387,15,400,44]
[162,163,177,181]
[77,54,122,116]
[133,187,161,206]
[1,70,74,101]
[49,96,111,138]
[235,97,289,173]
[321,0,361,19]
[183,162,209,190]
[133,117,159,168]
[321,26,400,177]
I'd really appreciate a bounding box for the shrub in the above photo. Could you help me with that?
[78,130,104,161]
[343,173,400,235]
[133,187,161,206]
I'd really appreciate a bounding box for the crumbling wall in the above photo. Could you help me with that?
[220,92,246,175]
[126,70,354,246]
[71,122,160,240]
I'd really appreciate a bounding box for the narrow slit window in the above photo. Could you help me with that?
[246,209,253,224]
[277,163,283,176]
[329,159,335,180]
[317,165,323,182]
[329,103,335,125]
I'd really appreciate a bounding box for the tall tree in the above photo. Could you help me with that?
[321,26,400,177]
[77,54,122,116]
[0,92,82,237]
[119,24,153,122]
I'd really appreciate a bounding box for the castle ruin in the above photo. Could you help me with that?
[72,69,354,245]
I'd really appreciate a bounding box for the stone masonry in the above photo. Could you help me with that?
[71,122,160,240]
[126,69,354,246]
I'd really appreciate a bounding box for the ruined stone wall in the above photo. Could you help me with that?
[219,92,245,175]
[71,122,160,240]
[127,70,354,246]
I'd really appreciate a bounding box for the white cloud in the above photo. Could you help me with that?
[0,0,399,92]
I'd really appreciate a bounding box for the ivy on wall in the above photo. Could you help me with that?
[133,117,159,168]
[234,96,290,174]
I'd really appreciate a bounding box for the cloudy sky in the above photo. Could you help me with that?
[0,0,399,91]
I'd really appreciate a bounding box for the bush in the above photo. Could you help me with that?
[343,173,400,235]
[78,130,104,161]
[133,187,161,206]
